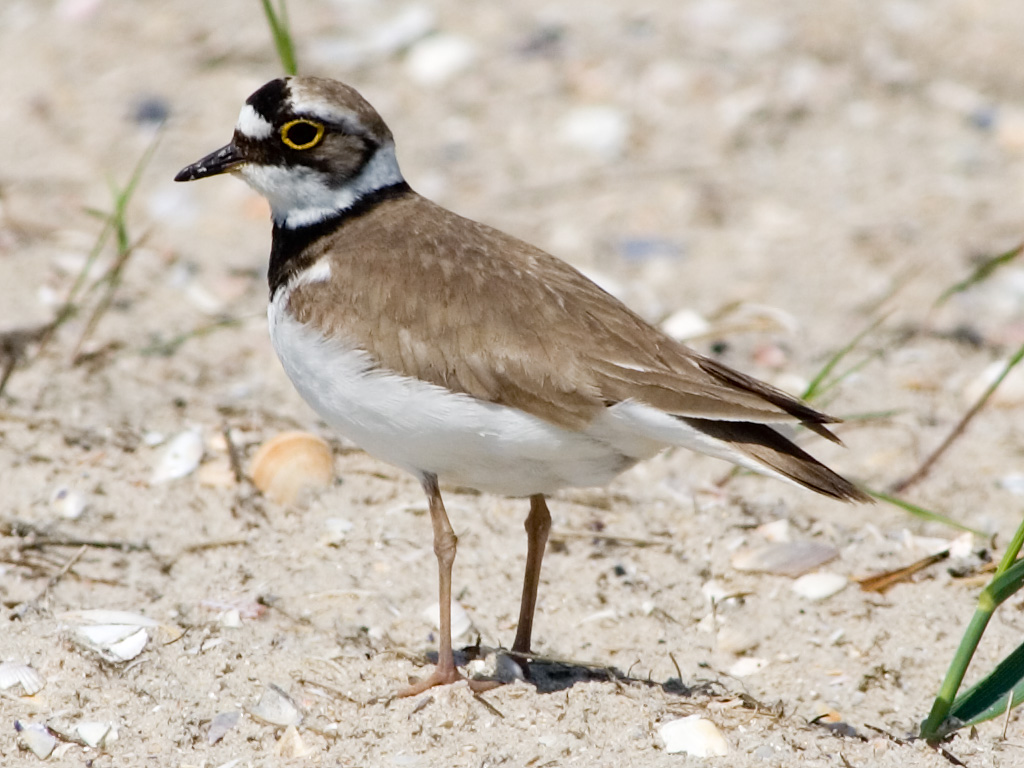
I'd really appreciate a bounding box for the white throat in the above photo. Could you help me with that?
[240,142,404,229]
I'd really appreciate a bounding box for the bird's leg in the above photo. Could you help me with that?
[511,494,551,658]
[398,473,497,696]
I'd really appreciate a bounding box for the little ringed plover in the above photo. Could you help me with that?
[176,76,869,695]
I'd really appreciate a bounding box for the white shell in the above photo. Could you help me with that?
[658,715,729,756]
[207,711,240,745]
[76,721,116,748]
[731,541,838,576]
[16,721,56,759]
[728,657,768,677]
[0,661,45,695]
[792,572,848,601]
[250,684,302,727]
[422,600,474,640]
[105,628,149,661]
[72,625,148,662]
[151,428,204,484]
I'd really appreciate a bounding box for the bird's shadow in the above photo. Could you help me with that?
[436,644,713,697]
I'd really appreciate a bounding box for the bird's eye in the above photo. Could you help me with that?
[280,119,325,150]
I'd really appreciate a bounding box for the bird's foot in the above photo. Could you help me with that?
[397,665,501,697]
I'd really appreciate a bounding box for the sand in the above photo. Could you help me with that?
[3,0,1024,765]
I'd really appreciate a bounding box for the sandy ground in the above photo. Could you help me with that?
[3,0,1024,765]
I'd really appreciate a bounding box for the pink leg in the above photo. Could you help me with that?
[398,474,497,696]
[511,494,551,655]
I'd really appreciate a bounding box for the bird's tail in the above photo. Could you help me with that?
[682,418,871,503]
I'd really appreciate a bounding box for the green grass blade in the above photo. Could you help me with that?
[260,0,298,75]
[920,518,1024,740]
[934,243,1024,307]
[948,641,1024,728]
[868,490,987,538]
[801,314,887,402]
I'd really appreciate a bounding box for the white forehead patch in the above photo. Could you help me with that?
[236,104,273,140]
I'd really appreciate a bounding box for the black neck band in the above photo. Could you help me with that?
[267,181,411,297]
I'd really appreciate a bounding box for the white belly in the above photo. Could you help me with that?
[267,294,647,495]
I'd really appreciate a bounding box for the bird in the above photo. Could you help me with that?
[176,76,869,696]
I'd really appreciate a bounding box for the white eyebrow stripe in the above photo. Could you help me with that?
[236,104,273,140]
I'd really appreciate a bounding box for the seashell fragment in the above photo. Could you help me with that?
[76,721,116,748]
[249,431,334,505]
[731,541,838,576]
[791,572,848,601]
[0,661,45,695]
[250,684,302,727]
[151,428,204,484]
[207,711,240,745]
[65,611,152,662]
[15,721,56,759]
[274,725,311,758]
[658,715,729,756]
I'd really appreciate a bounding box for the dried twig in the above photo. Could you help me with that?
[891,341,1024,493]
[11,544,87,619]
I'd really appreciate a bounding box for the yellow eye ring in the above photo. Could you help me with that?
[280,119,325,150]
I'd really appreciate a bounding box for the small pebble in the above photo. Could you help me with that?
[1000,473,1024,495]
[558,106,630,159]
[322,516,354,545]
[151,428,204,484]
[791,572,848,601]
[50,486,87,519]
[132,95,169,126]
[658,715,729,756]
[661,309,710,341]
[405,35,476,86]
[728,657,768,677]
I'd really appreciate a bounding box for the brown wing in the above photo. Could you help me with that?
[288,193,838,434]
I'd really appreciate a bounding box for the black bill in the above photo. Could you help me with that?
[174,142,245,182]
